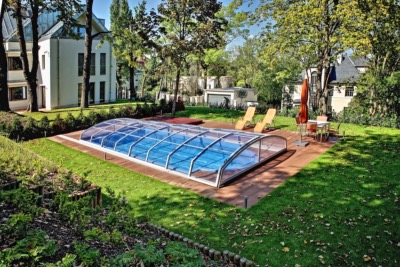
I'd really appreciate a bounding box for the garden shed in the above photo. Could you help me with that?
[204,87,258,107]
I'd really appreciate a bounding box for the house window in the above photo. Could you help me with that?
[345,87,354,97]
[100,53,106,75]
[9,87,27,101]
[78,54,84,76]
[289,85,294,94]
[100,81,105,103]
[329,88,334,96]
[8,57,22,71]
[90,53,95,75]
[89,82,95,104]
[78,83,95,104]
[78,53,96,76]
[42,54,45,69]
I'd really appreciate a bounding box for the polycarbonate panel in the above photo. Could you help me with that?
[220,141,260,184]
[80,118,287,187]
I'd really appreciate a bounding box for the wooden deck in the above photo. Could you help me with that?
[49,119,339,208]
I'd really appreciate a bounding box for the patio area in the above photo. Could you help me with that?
[49,117,339,208]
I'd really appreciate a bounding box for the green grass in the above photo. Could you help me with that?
[22,100,143,121]
[176,106,374,136]
[23,110,400,266]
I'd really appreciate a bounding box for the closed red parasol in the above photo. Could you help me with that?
[298,79,309,123]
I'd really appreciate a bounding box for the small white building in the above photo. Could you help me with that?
[204,87,258,108]
[3,7,117,110]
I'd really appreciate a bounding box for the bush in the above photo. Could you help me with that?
[52,114,67,133]
[38,116,51,134]
[64,113,77,131]
[24,117,39,139]
[9,117,24,141]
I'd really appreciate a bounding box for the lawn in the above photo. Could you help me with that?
[23,107,400,266]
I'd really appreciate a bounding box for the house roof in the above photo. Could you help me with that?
[2,6,108,42]
[329,55,367,84]
[296,55,368,84]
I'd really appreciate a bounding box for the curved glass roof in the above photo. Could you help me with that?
[80,118,287,187]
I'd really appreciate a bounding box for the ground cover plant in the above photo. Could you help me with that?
[0,136,237,266]
[0,135,94,194]
[23,111,400,266]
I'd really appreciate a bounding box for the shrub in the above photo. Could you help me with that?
[133,244,164,265]
[5,213,33,237]
[73,241,99,267]
[108,106,116,119]
[23,117,39,139]
[86,110,102,126]
[9,117,24,141]
[52,114,67,133]
[38,116,51,134]
[64,113,77,131]
[165,241,203,266]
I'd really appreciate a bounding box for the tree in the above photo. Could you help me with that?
[0,0,10,111]
[344,0,400,119]
[110,0,148,100]
[8,0,82,112]
[152,0,227,114]
[109,0,132,98]
[235,89,248,106]
[80,0,94,108]
[228,37,260,88]
[244,0,360,115]
[11,0,40,112]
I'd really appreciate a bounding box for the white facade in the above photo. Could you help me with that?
[284,55,366,113]
[4,10,116,111]
[205,87,258,108]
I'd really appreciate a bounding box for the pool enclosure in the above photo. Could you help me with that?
[80,118,287,187]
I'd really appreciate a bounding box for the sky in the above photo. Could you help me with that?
[92,0,262,47]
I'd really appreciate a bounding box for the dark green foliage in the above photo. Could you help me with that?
[38,116,51,133]
[64,113,77,131]
[5,213,33,237]
[23,117,39,139]
[0,188,43,215]
[9,117,23,140]
[53,193,93,232]
[0,230,58,265]
[109,252,134,267]
[52,114,67,133]
[132,244,164,265]
[41,253,77,267]
[165,242,203,267]
[86,110,102,125]
[84,228,110,243]
[73,241,99,267]
[0,101,171,141]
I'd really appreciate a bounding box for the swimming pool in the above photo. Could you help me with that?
[80,118,287,187]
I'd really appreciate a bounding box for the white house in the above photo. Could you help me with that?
[2,7,117,111]
[159,75,258,107]
[284,55,368,113]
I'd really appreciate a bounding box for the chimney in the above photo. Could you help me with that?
[99,18,106,26]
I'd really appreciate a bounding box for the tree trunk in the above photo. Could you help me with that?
[141,75,147,98]
[81,0,94,108]
[15,0,39,112]
[0,1,10,111]
[129,54,136,99]
[116,63,123,99]
[172,67,181,115]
